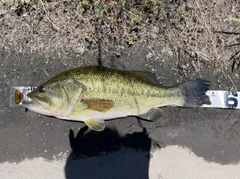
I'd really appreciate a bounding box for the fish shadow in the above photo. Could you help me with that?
[64,126,159,179]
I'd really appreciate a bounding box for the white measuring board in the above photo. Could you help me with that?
[202,90,240,109]
[10,87,240,109]
[10,86,36,107]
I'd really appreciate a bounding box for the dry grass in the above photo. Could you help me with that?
[165,1,240,74]
[0,0,240,73]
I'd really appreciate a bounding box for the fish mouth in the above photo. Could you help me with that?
[22,95,52,116]
[23,94,50,110]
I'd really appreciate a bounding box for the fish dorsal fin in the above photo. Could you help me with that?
[129,70,160,85]
[85,119,105,131]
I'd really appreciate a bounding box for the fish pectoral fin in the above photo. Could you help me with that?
[85,119,105,131]
[137,108,162,121]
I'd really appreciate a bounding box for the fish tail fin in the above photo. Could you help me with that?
[181,79,211,107]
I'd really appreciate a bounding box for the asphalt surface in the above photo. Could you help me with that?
[1,47,240,178]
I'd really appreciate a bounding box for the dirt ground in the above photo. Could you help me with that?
[1,0,240,72]
[1,1,240,179]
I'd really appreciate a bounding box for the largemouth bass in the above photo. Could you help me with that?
[23,66,211,131]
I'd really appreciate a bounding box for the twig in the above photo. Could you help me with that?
[194,51,210,61]
[40,0,61,32]
[229,50,240,61]
[33,68,50,77]
[225,43,240,48]
[229,50,240,72]
[227,74,237,90]
[213,31,240,35]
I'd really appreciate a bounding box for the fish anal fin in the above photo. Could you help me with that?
[138,108,162,121]
[82,99,114,112]
[85,119,105,131]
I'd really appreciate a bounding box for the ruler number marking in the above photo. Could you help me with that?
[225,91,238,108]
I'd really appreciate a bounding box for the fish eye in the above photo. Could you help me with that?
[38,86,46,93]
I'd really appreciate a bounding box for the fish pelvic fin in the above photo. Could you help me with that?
[85,119,105,131]
[181,79,211,107]
[138,108,162,121]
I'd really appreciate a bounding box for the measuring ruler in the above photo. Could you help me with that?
[10,86,36,107]
[201,90,240,109]
[10,86,240,109]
